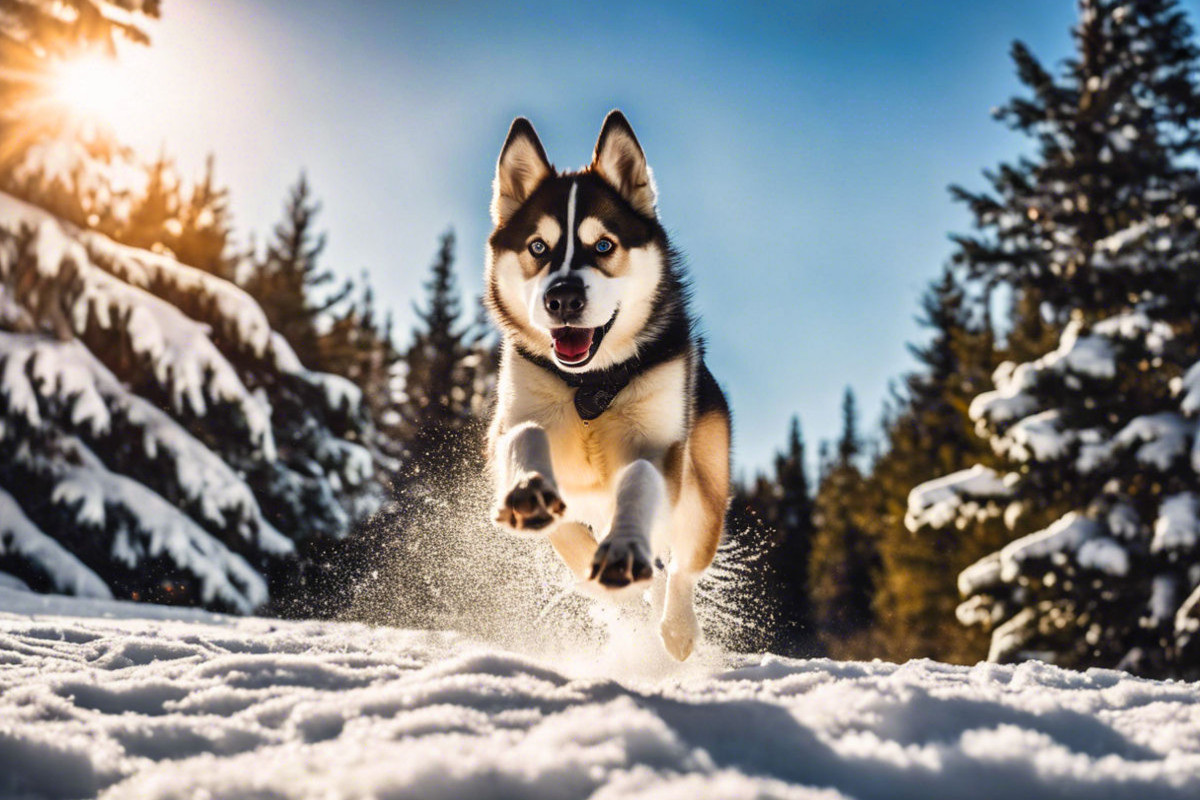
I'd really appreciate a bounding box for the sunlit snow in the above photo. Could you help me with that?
[3,588,1200,799]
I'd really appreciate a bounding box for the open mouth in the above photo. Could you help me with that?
[550,313,617,368]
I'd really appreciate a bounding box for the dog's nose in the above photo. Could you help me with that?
[544,281,586,322]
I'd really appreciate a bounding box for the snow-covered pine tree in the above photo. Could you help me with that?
[0,2,381,612]
[908,0,1200,677]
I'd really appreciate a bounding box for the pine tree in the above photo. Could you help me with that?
[123,152,179,252]
[910,0,1200,677]
[396,230,490,463]
[0,4,381,612]
[868,268,1006,663]
[173,155,236,280]
[810,388,880,658]
[755,417,820,656]
[318,274,405,461]
[243,173,351,369]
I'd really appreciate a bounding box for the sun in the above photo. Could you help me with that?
[48,52,131,132]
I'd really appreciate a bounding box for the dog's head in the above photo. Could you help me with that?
[485,110,669,372]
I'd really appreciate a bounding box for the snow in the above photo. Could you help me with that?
[1179,359,1200,416]
[1007,409,1071,461]
[1053,326,1117,379]
[0,193,277,460]
[84,232,273,356]
[957,552,1002,596]
[1000,513,1128,579]
[0,332,288,551]
[969,361,1038,426]
[75,265,275,455]
[1150,575,1178,625]
[970,321,1119,442]
[1092,221,1151,270]
[1113,412,1193,471]
[1153,494,1200,553]
[3,589,1200,800]
[13,435,267,613]
[905,465,1012,532]
[270,332,363,412]
[0,489,111,599]
[12,140,146,225]
[1092,311,1173,353]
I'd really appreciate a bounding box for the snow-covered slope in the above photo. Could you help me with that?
[1,588,1199,800]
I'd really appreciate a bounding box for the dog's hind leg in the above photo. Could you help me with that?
[660,411,730,661]
[660,490,712,661]
[590,460,661,589]
[549,522,596,579]
[492,422,566,533]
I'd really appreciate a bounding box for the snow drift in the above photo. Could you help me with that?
[2,587,1199,800]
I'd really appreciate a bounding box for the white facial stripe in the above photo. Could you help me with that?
[558,181,578,274]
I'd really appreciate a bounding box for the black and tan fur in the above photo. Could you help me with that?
[484,111,730,660]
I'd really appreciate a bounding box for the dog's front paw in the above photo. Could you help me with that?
[493,473,565,532]
[589,537,654,589]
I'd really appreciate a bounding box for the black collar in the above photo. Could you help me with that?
[516,318,690,421]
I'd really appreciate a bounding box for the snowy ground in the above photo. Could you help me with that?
[2,588,1200,800]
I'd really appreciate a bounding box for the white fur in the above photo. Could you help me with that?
[557,181,578,277]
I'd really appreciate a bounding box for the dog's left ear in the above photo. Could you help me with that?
[591,110,657,218]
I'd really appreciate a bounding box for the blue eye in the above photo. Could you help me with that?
[595,238,614,254]
[529,239,547,256]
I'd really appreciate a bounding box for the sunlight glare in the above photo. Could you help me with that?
[50,53,131,132]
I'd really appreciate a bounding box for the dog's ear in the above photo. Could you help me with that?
[492,118,552,225]
[591,110,656,217]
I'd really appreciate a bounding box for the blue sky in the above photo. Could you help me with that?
[116,0,1189,475]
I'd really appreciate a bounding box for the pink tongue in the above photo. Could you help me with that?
[552,327,594,360]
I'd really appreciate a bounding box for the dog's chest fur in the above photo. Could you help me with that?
[498,349,688,498]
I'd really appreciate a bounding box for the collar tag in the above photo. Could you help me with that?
[575,386,618,420]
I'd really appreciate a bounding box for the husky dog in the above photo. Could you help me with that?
[484,110,730,660]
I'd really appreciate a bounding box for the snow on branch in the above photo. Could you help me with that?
[971,322,1117,436]
[958,551,1003,596]
[0,332,292,553]
[969,312,1184,470]
[906,465,1013,532]
[270,332,362,413]
[1178,360,1200,416]
[0,192,277,459]
[0,487,112,599]
[1112,412,1193,471]
[1153,493,1200,554]
[999,512,1129,581]
[12,140,145,226]
[18,433,268,612]
[1090,218,1182,276]
[84,232,273,356]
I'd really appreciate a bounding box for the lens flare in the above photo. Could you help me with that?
[49,53,129,131]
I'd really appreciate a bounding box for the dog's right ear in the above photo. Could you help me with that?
[492,118,552,226]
